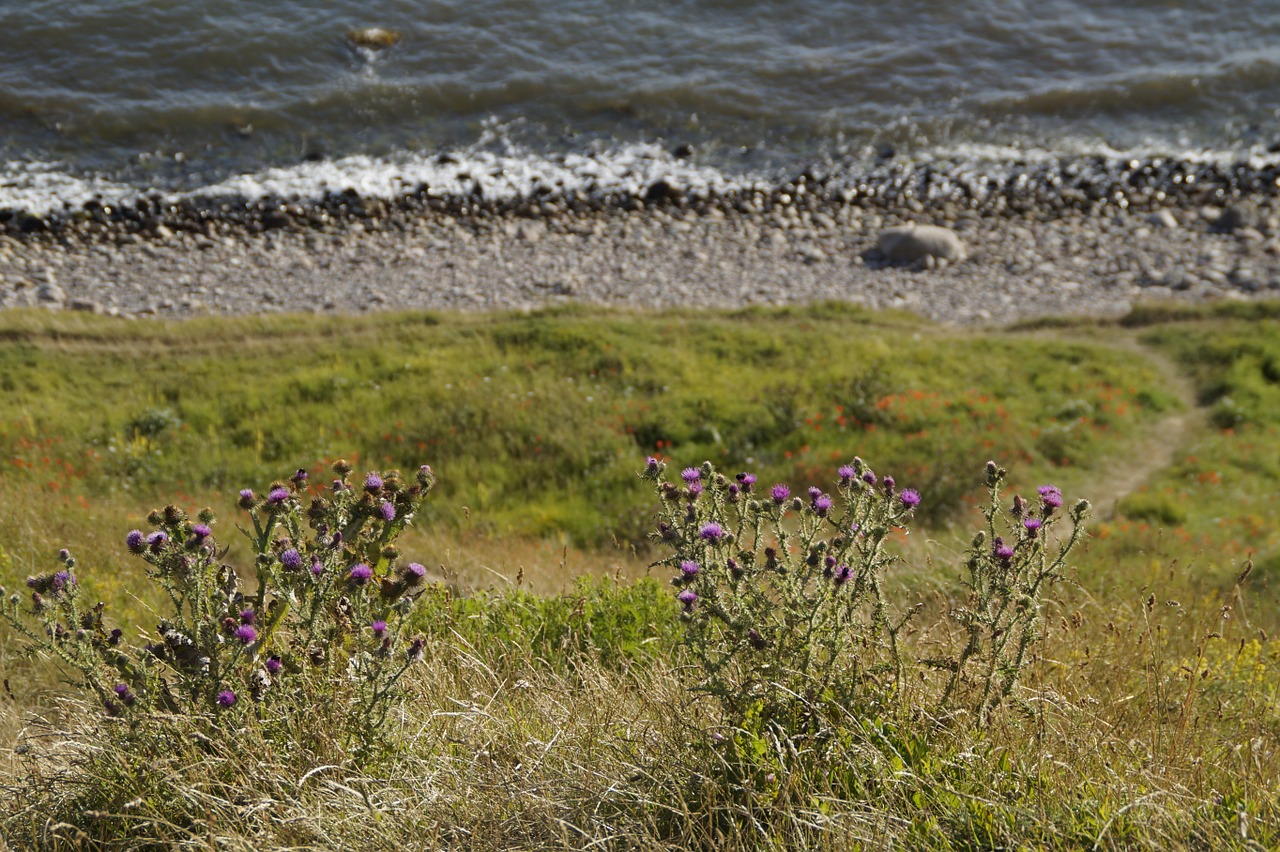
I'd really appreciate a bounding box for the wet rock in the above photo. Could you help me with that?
[1144,210,1178,229]
[347,27,401,49]
[876,223,965,263]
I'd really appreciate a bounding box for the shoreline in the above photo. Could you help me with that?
[2,155,1280,325]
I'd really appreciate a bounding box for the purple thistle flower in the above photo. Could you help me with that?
[310,558,324,577]
[349,563,373,584]
[770,484,791,504]
[239,608,256,624]
[216,690,237,708]
[838,465,855,482]
[280,548,303,571]
[266,656,282,674]
[882,475,896,495]
[407,637,426,663]
[406,562,426,579]
[364,472,383,492]
[900,489,922,508]
[681,467,701,483]
[688,482,703,497]
[737,472,757,490]
[146,531,168,552]
[995,545,1015,563]
[812,494,833,516]
[126,530,146,553]
[238,488,255,508]
[699,523,724,542]
[371,620,388,637]
[267,487,289,504]
[862,470,877,485]
[291,468,309,485]
[1023,517,1043,533]
[379,501,397,522]
[834,564,853,584]
[727,483,740,498]
[677,589,698,608]
[233,624,257,645]
[191,523,212,541]
[747,628,767,650]
[807,486,823,501]
[680,560,700,579]
[113,683,129,697]
[1039,485,1063,511]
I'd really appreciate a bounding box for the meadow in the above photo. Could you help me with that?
[1,300,1279,849]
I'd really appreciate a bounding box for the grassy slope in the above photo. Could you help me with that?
[3,302,1280,848]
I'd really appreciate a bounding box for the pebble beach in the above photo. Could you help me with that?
[3,159,1280,326]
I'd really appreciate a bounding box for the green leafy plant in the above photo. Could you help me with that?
[1,460,437,753]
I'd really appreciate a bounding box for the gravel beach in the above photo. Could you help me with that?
[4,162,1280,326]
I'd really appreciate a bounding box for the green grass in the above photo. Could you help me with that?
[4,301,1280,849]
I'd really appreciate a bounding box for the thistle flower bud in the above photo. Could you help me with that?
[699,460,713,477]
[407,636,426,663]
[290,468,309,487]
[1011,495,1025,518]
[238,489,256,509]
[198,507,216,524]
[147,509,164,526]
[790,497,803,512]
[747,628,767,650]
[416,464,435,488]
[163,505,186,526]
[333,459,352,476]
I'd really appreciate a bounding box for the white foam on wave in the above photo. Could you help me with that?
[0,140,765,216]
[918,139,1280,171]
[0,161,137,216]
[6,134,1280,217]
[192,141,760,202]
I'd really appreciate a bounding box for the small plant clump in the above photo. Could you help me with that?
[1,460,437,752]
[643,456,1090,732]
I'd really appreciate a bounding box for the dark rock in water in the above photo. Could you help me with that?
[347,27,401,49]
[644,181,682,205]
[17,212,47,234]
[672,143,695,160]
[303,151,325,163]
[262,209,292,230]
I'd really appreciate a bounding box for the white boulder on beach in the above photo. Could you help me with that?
[877,223,966,264]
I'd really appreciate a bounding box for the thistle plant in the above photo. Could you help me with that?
[936,460,1090,726]
[643,456,922,730]
[1,460,437,750]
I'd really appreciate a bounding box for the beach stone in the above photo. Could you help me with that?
[68,298,104,314]
[876,223,965,263]
[1215,202,1258,233]
[506,220,545,243]
[36,282,65,306]
[1145,210,1178,229]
